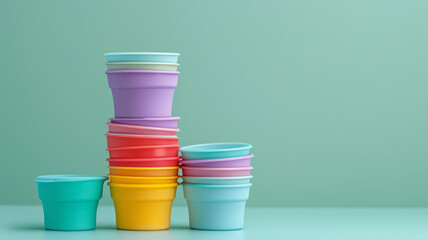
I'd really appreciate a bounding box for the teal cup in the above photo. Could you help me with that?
[35,175,108,231]
[183,183,252,230]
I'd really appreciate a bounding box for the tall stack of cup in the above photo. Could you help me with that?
[180,143,253,230]
[104,52,181,230]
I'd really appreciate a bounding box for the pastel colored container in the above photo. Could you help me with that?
[106,62,179,71]
[105,52,180,63]
[181,166,253,177]
[182,176,253,185]
[108,166,180,177]
[109,183,178,230]
[183,183,252,230]
[180,143,252,160]
[35,175,108,231]
[180,154,253,168]
[106,70,179,118]
[107,157,180,167]
[110,117,180,128]
[107,174,179,184]
[106,133,179,148]
[107,145,179,159]
[107,122,179,136]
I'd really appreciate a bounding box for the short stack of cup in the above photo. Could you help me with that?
[180,143,253,230]
[104,52,181,231]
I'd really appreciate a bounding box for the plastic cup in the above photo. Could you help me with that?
[106,70,179,118]
[35,175,108,231]
[180,143,252,160]
[107,175,179,184]
[108,166,180,177]
[183,183,252,230]
[180,154,253,168]
[181,166,253,177]
[105,52,180,63]
[182,176,253,185]
[107,145,179,159]
[106,62,179,71]
[109,183,178,230]
[107,157,180,167]
[110,117,180,128]
[107,122,179,135]
[106,133,179,148]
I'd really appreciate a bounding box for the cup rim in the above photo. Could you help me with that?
[106,122,180,132]
[179,142,252,153]
[108,182,179,188]
[110,116,180,121]
[107,156,182,162]
[180,154,253,164]
[105,133,179,139]
[181,166,253,171]
[182,175,253,180]
[106,144,180,152]
[107,174,179,180]
[108,166,180,170]
[182,183,252,188]
[35,174,108,183]
[105,70,179,74]
[106,62,179,66]
[105,52,180,56]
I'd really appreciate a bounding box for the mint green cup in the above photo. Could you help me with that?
[106,62,179,71]
[35,175,108,231]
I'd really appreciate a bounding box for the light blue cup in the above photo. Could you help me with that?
[35,175,108,231]
[183,183,252,230]
[105,52,180,63]
[182,176,253,185]
[180,143,252,160]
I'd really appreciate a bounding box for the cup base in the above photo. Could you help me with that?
[42,200,99,231]
[187,200,247,231]
[190,227,244,231]
[113,200,173,231]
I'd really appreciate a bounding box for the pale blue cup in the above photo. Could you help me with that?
[180,143,252,160]
[183,183,252,230]
[105,52,180,63]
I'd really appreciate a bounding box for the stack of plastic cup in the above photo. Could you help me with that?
[179,143,253,230]
[104,52,181,231]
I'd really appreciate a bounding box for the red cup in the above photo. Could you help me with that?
[107,145,180,159]
[107,157,180,167]
[106,133,179,148]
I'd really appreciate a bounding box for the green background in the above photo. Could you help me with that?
[1,0,427,206]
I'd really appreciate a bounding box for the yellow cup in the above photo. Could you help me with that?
[107,174,179,184]
[109,182,178,230]
[108,166,179,177]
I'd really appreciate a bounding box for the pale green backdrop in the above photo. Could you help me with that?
[1,0,427,206]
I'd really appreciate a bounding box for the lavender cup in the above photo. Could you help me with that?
[106,70,179,118]
[110,117,180,128]
[180,155,253,168]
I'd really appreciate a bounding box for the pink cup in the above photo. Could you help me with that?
[181,166,253,177]
[180,155,253,168]
[106,122,179,135]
